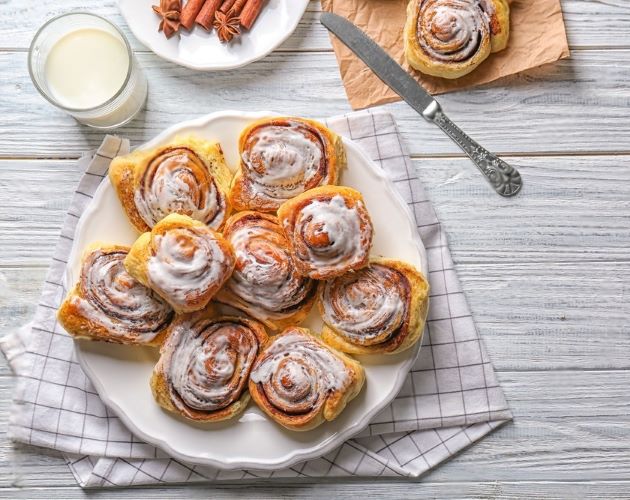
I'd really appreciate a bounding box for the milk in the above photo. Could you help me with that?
[45,28,129,109]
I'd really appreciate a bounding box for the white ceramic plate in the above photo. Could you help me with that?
[118,0,309,70]
[69,110,427,470]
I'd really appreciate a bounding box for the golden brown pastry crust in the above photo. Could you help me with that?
[57,242,173,346]
[214,211,320,331]
[277,185,374,280]
[319,257,429,355]
[151,307,268,422]
[109,135,232,233]
[248,326,365,431]
[124,213,235,314]
[404,0,510,79]
[229,117,345,212]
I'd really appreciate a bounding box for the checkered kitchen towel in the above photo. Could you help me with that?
[1,110,512,487]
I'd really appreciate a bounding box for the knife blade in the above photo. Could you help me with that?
[321,12,522,197]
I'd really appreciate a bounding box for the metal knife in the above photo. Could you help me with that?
[320,12,522,197]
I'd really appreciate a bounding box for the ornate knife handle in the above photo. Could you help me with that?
[422,102,522,197]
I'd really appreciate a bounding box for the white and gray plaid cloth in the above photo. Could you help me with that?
[1,110,512,488]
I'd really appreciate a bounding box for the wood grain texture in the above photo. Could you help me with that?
[3,49,630,158]
[1,0,629,497]
[1,0,630,51]
[2,369,630,487]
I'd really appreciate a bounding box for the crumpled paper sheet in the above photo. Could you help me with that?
[321,0,570,109]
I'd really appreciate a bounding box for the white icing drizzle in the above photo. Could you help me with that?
[250,330,350,393]
[147,227,233,309]
[321,265,408,346]
[418,0,489,63]
[74,249,172,342]
[241,122,327,203]
[134,149,226,229]
[224,215,315,318]
[166,319,259,412]
[293,195,370,270]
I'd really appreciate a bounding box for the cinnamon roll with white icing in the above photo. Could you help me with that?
[320,258,430,355]
[151,308,268,422]
[248,326,365,431]
[124,213,235,314]
[404,0,510,79]
[58,243,173,345]
[277,186,374,280]
[215,211,319,331]
[229,117,345,212]
[110,135,232,232]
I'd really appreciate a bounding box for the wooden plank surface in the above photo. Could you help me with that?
[1,0,629,497]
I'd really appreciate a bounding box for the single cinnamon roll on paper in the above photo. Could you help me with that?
[249,327,365,431]
[151,308,268,422]
[277,186,374,280]
[124,213,235,313]
[319,258,430,355]
[404,0,510,79]
[230,117,345,212]
[215,211,319,331]
[109,135,232,232]
[57,243,174,345]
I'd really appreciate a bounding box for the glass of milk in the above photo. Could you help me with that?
[28,12,148,129]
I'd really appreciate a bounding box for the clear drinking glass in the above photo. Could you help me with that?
[28,12,148,129]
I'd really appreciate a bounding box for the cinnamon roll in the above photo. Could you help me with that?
[404,0,510,79]
[109,135,232,233]
[249,327,365,431]
[57,243,173,345]
[124,213,235,314]
[320,258,430,355]
[277,186,373,280]
[229,117,345,212]
[215,211,319,331]
[151,308,268,422]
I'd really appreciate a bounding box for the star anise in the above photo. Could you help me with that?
[213,9,241,43]
[152,0,182,39]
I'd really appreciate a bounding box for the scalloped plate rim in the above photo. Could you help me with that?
[70,110,427,470]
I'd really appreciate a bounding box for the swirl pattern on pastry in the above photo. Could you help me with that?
[320,258,430,355]
[57,244,173,345]
[277,186,373,280]
[109,136,232,233]
[230,117,345,212]
[124,213,235,313]
[151,312,268,422]
[404,0,510,79]
[134,147,227,230]
[215,212,319,330]
[249,327,365,430]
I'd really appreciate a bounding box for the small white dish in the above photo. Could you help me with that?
[118,0,310,70]
[68,110,427,470]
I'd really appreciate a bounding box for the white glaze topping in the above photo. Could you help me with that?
[418,0,489,63]
[250,330,350,393]
[224,216,315,318]
[241,123,327,203]
[166,319,259,412]
[147,228,233,308]
[293,195,370,269]
[74,249,172,342]
[134,149,226,229]
[321,265,408,346]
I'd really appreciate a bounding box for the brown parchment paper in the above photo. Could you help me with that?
[320,0,570,109]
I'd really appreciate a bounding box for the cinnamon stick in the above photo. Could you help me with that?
[195,0,222,30]
[240,0,263,30]
[219,0,237,14]
[180,0,205,30]
[230,0,248,15]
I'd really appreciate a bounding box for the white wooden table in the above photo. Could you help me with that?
[1,1,629,497]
